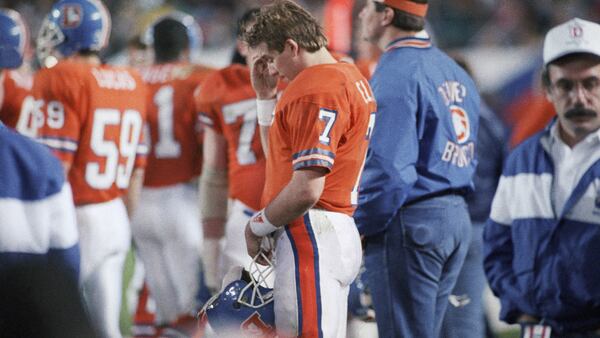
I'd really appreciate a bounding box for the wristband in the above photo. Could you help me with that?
[256,98,276,126]
[249,209,278,236]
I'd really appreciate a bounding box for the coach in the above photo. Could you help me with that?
[484,18,600,336]
[354,0,481,337]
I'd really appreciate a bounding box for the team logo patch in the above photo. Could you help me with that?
[241,312,274,336]
[61,4,82,28]
[569,22,584,39]
[450,105,470,144]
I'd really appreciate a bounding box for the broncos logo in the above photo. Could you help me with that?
[450,105,470,144]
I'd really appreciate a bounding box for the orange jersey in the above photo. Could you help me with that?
[139,62,214,187]
[35,60,147,206]
[263,62,376,216]
[195,64,266,211]
[355,58,379,80]
[0,69,33,132]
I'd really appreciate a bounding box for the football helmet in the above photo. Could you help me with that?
[36,0,111,65]
[199,251,275,337]
[0,8,28,69]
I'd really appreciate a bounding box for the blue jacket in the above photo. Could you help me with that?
[0,124,80,281]
[355,36,480,236]
[483,120,600,333]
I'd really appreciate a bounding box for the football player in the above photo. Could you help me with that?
[244,1,376,336]
[196,8,280,293]
[132,13,214,333]
[0,9,35,136]
[34,0,148,337]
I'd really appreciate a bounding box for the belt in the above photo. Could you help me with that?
[403,188,468,207]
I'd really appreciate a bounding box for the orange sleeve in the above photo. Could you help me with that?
[284,94,349,172]
[195,73,224,135]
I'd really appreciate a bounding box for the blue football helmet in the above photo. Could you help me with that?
[200,252,275,337]
[143,11,203,60]
[36,0,111,65]
[0,9,28,69]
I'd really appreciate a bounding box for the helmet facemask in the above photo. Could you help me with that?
[238,251,275,309]
[36,17,65,67]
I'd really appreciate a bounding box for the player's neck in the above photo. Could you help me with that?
[68,54,101,66]
[300,47,337,70]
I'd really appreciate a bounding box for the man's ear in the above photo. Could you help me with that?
[285,39,299,57]
[382,6,395,26]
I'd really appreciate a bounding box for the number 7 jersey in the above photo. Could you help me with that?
[195,64,268,211]
[35,60,147,206]
[263,62,376,215]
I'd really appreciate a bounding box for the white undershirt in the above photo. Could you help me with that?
[549,123,600,216]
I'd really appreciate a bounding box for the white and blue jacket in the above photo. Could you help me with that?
[355,35,480,236]
[0,124,79,281]
[484,120,600,333]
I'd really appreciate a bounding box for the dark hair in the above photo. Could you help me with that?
[237,8,261,38]
[153,17,189,63]
[244,0,327,53]
[374,0,427,32]
[231,8,261,65]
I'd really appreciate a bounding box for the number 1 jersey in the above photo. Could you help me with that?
[35,60,147,206]
[139,62,214,187]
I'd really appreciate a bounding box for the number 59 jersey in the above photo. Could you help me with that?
[35,60,147,206]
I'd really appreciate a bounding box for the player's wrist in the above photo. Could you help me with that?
[249,209,278,236]
[202,238,221,292]
[256,98,276,126]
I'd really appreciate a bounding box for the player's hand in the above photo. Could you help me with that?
[516,313,539,324]
[250,55,278,100]
[245,221,263,260]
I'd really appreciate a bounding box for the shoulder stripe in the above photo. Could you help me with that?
[39,137,78,153]
[293,159,334,171]
[0,184,78,253]
[490,173,554,224]
[292,148,335,160]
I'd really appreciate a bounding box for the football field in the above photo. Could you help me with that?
[120,250,136,336]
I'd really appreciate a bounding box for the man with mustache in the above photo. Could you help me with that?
[484,18,600,337]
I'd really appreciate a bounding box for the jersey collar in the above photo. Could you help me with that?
[384,31,431,52]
